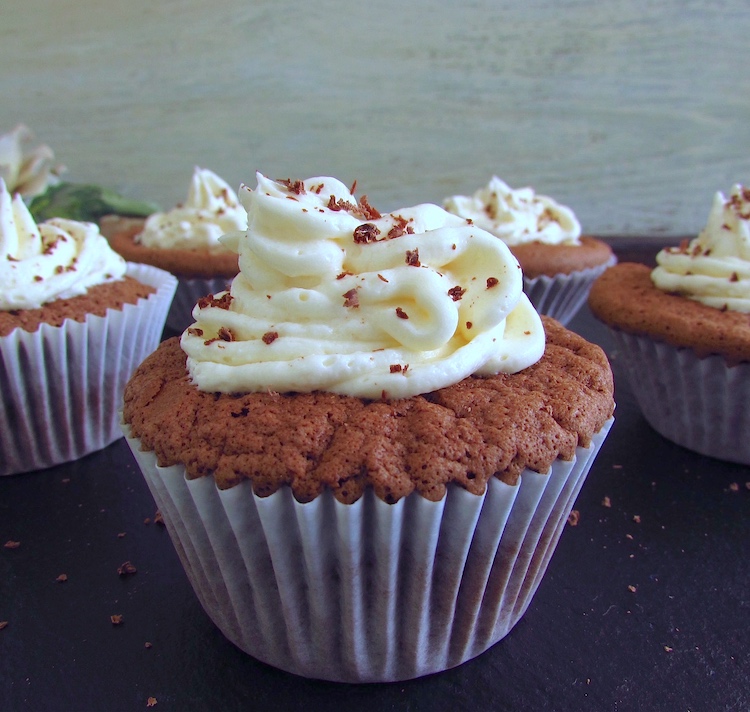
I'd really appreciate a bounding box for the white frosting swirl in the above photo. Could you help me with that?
[0,178,126,310]
[443,176,581,246]
[137,167,246,251]
[181,173,545,399]
[652,185,750,313]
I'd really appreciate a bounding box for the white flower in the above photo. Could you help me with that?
[0,124,65,198]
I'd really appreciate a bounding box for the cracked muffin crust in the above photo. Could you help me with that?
[123,316,614,504]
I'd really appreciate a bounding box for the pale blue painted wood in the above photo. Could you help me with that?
[1,1,748,235]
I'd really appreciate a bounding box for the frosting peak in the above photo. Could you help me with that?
[652,185,750,313]
[137,167,246,251]
[181,173,545,399]
[0,178,126,310]
[443,176,581,246]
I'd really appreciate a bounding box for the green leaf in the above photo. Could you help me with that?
[28,182,160,222]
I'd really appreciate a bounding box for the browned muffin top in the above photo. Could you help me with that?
[588,262,750,365]
[0,276,156,336]
[102,219,239,279]
[510,235,614,278]
[123,316,614,504]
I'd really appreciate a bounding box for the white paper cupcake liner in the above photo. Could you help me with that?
[123,417,612,682]
[523,256,616,325]
[609,329,750,465]
[166,276,234,333]
[0,264,177,476]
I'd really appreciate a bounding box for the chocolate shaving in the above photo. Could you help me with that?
[262,331,279,344]
[358,195,381,220]
[197,293,233,310]
[486,277,499,289]
[328,195,359,213]
[217,327,235,342]
[117,561,137,576]
[388,215,409,239]
[405,249,421,267]
[278,178,306,195]
[342,289,360,308]
[395,307,409,319]
[353,223,381,244]
[448,285,466,301]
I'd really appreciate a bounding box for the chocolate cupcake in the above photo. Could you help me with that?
[589,184,750,464]
[0,178,176,475]
[444,176,615,324]
[102,167,244,331]
[123,174,614,681]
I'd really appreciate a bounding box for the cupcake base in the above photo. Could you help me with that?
[0,264,176,476]
[123,418,612,682]
[609,329,750,465]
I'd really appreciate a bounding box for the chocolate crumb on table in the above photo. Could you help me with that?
[110,614,124,625]
[117,561,137,576]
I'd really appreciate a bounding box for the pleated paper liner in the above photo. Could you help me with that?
[0,263,177,476]
[523,256,616,325]
[123,418,612,682]
[609,329,750,465]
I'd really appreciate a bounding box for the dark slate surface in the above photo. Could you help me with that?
[1,239,748,711]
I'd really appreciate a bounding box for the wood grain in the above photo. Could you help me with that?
[2,1,749,235]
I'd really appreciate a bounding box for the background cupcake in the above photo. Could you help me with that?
[102,166,245,331]
[0,178,176,475]
[588,184,750,465]
[122,174,614,682]
[444,176,615,324]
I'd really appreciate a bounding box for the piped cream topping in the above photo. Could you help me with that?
[652,185,750,313]
[443,175,581,246]
[181,173,545,399]
[137,167,246,252]
[0,178,126,310]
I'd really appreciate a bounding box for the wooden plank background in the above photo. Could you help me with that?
[2,0,749,236]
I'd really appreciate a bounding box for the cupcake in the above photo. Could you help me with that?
[122,173,614,682]
[0,178,176,476]
[588,184,750,465]
[443,176,615,324]
[102,167,245,331]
